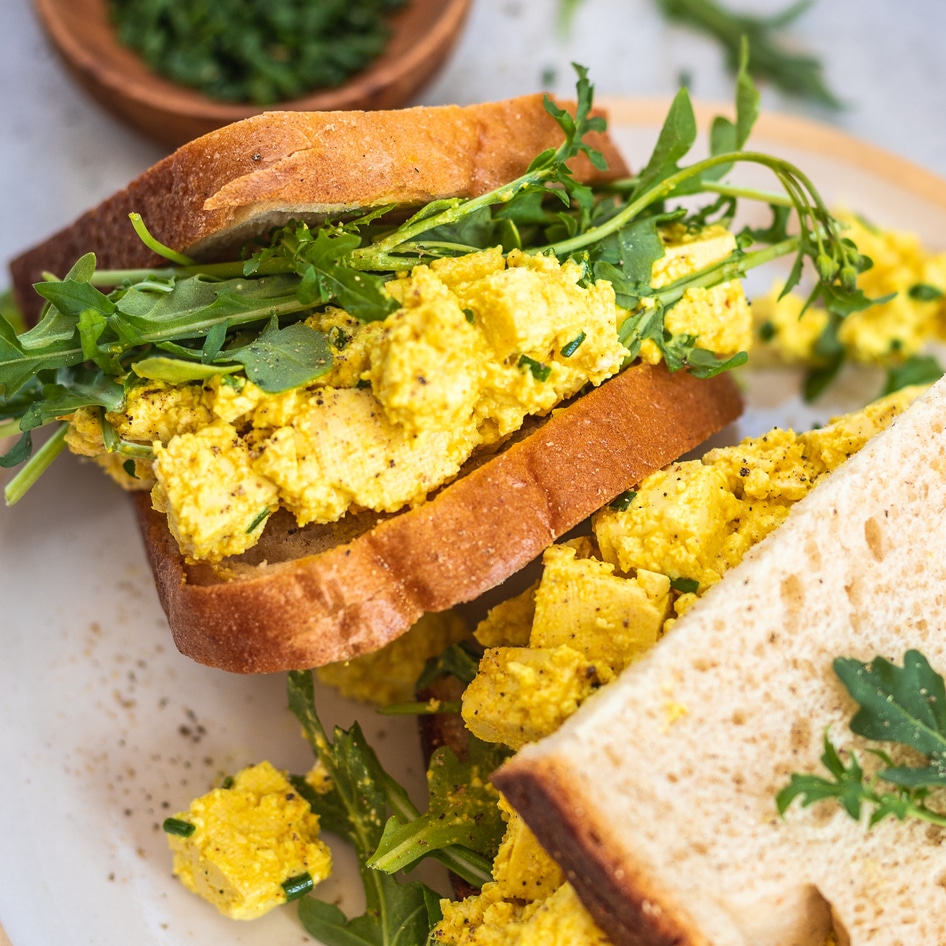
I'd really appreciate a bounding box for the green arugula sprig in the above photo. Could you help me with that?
[367,735,508,877]
[286,670,498,946]
[1,61,871,503]
[778,650,946,828]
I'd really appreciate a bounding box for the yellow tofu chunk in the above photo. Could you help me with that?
[529,544,669,678]
[165,761,332,921]
[509,882,613,945]
[595,385,927,597]
[594,460,742,590]
[647,224,752,358]
[473,582,539,649]
[317,610,471,705]
[461,645,599,750]
[107,378,214,443]
[367,267,487,433]
[252,386,480,525]
[152,420,280,563]
[491,796,564,902]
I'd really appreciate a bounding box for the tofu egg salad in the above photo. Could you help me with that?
[5,66,940,945]
[67,231,747,564]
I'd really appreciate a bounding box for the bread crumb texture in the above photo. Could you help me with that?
[165,760,331,920]
[63,230,749,564]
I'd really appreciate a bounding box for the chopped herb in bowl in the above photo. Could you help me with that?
[108,0,409,105]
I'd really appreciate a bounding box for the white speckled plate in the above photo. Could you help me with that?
[3,104,946,946]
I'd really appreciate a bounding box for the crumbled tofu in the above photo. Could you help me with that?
[491,796,564,902]
[637,224,752,364]
[530,544,669,679]
[165,761,332,921]
[593,384,926,594]
[250,385,481,528]
[151,419,280,562]
[474,582,540,649]
[461,645,599,750]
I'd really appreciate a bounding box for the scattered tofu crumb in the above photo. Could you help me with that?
[165,760,332,920]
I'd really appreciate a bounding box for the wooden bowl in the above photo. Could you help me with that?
[32,0,473,151]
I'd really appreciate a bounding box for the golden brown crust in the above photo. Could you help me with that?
[492,754,705,946]
[10,95,627,321]
[134,363,742,673]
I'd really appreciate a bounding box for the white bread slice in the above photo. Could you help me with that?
[9,94,626,323]
[493,376,946,946]
[135,362,742,673]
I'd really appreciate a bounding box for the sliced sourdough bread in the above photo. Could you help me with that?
[135,362,742,673]
[493,376,946,946]
[10,94,626,323]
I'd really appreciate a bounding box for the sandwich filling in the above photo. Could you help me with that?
[65,229,749,563]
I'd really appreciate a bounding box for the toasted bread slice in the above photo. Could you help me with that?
[136,362,741,673]
[10,94,626,323]
[493,377,946,946]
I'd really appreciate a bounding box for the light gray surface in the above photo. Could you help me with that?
[2,0,946,281]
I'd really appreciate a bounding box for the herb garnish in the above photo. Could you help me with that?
[778,650,946,828]
[109,0,407,105]
[1,61,872,504]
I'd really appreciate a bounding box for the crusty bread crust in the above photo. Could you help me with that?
[494,754,709,946]
[135,363,742,673]
[10,95,627,322]
[494,377,946,946]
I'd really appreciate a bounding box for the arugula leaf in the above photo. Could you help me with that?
[778,651,946,829]
[18,370,124,431]
[415,641,483,692]
[367,738,507,876]
[132,357,240,385]
[297,884,441,946]
[631,87,698,198]
[224,319,333,393]
[703,39,761,182]
[0,288,26,335]
[267,226,397,322]
[909,283,945,302]
[286,670,491,946]
[834,651,946,762]
[0,430,32,469]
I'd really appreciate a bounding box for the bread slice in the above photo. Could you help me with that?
[9,94,627,323]
[135,362,742,673]
[492,376,946,946]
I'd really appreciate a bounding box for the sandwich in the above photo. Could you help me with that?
[1,67,863,675]
[490,374,946,946]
